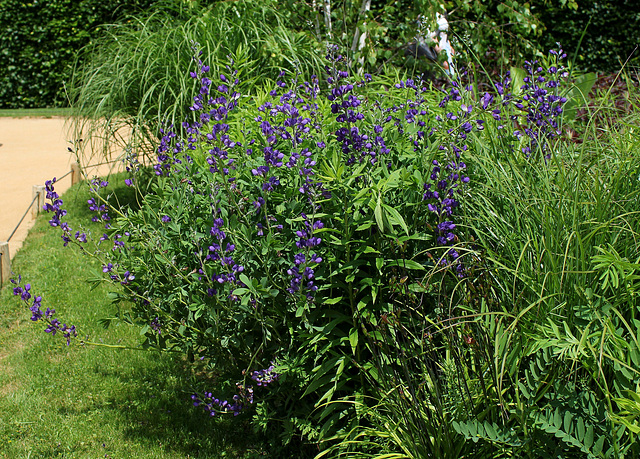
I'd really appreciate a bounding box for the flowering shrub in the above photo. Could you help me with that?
[15,44,575,449]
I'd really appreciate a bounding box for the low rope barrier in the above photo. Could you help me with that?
[0,162,83,287]
[57,169,73,181]
[6,194,39,243]
[1,156,132,287]
[81,160,120,169]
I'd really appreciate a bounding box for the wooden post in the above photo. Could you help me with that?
[71,162,81,185]
[32,185,45,218]
[0,242,10,288]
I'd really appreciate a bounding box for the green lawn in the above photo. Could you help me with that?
[0,108,72,118]
[0,179,266,458]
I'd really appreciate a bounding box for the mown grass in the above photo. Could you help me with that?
[0,108,72,118]
[0,177,267,458]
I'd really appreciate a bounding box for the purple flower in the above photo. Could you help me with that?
[251,364,279,386]
[11,278,77,344]
[191,383,254,417]
[43,179,75,246]
[150,317,162,335]
[121,271,135,285]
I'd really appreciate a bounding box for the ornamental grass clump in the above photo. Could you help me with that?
[69,0,326,169]
[322,55,640,458]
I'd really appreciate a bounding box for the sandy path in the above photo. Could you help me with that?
[0,117,124,259]
[0,117,75,258]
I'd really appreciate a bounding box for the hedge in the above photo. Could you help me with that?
[2,0,638,109]
[0,0,162,108]
[536,0,640,73]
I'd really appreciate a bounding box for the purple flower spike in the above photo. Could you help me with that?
[12,279,77,345]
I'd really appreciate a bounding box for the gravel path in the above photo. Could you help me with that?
[0,117,75,258]
[0,117,122,259]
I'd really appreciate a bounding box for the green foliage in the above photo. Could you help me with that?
[69,0,326,167]
[3,0,636,110]
[448,0,547,64]
[58,46,478,451]
[14,36,640,455]
[0,177,268,457]
[536,0,640,72]
[319,51,640,458]
[461,76,639,457]
[279,0,553,74]
[0,0,164,108]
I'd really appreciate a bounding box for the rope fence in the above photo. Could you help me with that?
[57,169,73,181]
[0,162,83,287]
[6,193,39,243]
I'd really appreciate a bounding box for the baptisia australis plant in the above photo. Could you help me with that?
[471,45,569,160]
[516,47,569,157]
[19,44,572,449]
[11,277,77,345]
[25,47,479,442]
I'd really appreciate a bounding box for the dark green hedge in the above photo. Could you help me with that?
[0,0,161,108]
[2,0,638,108]
[537,0,640,72]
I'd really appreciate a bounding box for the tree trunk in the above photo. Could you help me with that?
[351,0,371,72]
[312,0,322,41]
[323,0,332,40]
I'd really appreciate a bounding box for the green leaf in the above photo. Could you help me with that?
[386,259,425,270]
[357,298,370,311]
[303,356,341,398]
[374,196,385,233]
[323,296,344,305]
[349,327,358,355]
[554,408,562,429]
[303,374,334,400]
[576,417,585,442]
[510,66,526,95]
[593,435,604,454]
[239,273,251,287]
[584,424,594,449]
[563,411,573,435]
[355,221,374,231]
[376,257,383,271]
[382,203,409,235]
[484,422,497,439]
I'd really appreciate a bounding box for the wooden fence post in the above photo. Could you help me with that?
[71,162,81,185]
[32,185,45,218]
[0,242,10,288]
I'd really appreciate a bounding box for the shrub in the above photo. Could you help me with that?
[322,48,640,458]
[13,42,640,456]
[536,0,640,72]
[23,44,478,450]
